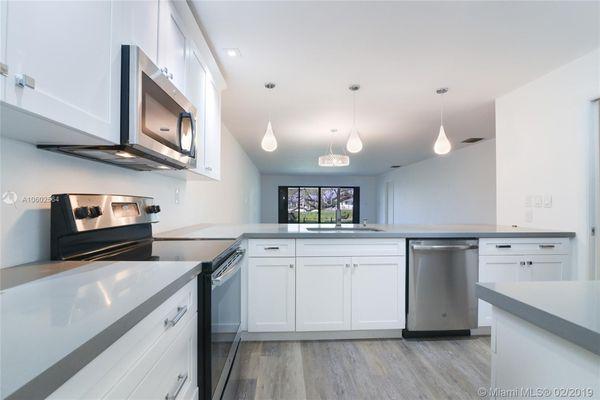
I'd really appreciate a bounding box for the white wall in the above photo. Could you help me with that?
[495,49,600,280]
[260,174,378,223]
[0,125,261,267]
[376,139,496,225]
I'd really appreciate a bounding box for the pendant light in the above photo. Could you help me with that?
[346,84,363,153]
[261,82,278,152]
[434,87,451,155]
[319,129,350,167]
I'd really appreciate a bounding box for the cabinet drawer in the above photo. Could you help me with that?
[248,239,295,257]
[49,279,197,399]
[296,239,405,257]
[128,314,197,400]
[479,238,570,256]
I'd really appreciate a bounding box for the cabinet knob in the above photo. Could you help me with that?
[527,261,533,266]
[353,263,358,268]
[520,261,526,266]
[345,264,350,268]
[289,264,294,269]
[15,73,35,89]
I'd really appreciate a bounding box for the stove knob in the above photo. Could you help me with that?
[89,206,103,218]
[74,206,89,219]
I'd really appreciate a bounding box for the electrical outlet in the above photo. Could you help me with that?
[534,195,543,208]
[175,188,180,204]
[525,209,533,223]
[543,195,552,208]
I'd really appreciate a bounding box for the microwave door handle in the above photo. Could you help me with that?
[177,112,195,156]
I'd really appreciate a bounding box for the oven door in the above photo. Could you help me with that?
[210,249,243,400]
[122,45,198,169]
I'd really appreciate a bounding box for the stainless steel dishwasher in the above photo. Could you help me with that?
[406,239,479,336]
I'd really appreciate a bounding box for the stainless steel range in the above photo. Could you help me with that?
[50,194,244,400]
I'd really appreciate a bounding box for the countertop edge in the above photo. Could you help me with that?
[475,284,600,356]
[6,265,202,400]
[240,231,576,239]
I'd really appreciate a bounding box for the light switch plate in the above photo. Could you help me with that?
[525,195,532,208]
[534,195,543,208]
[543,195,552,208]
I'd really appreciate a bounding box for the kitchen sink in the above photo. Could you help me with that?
[306,227,384,232]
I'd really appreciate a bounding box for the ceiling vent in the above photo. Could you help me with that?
[462,137,484,144]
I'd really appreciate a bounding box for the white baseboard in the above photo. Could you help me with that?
[242,328,490,341]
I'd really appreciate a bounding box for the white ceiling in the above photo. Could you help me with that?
[191,1,599,175]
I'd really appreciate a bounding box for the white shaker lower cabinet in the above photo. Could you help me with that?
[478,238,570,327]
[296,257,352,332]
[48,279,198,400]
[351,256,405,330]
[247,258,296,332]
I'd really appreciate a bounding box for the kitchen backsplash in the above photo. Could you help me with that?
[0,125,260,267]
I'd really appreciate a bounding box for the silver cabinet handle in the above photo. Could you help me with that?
[345,263,350,268]
[412,244,479,251]
[289,264,294,269]
[15,74,35,89]
[539,244,555,249]
[165,373,188,400]
[264,246,279,250]
[0,63,8,77]
[353,263,358,268]
[496,244,511,249]
[164,305,188,328]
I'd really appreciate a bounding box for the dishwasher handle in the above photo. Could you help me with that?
[411,244,479,251]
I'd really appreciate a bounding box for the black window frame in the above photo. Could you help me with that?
[278,186,360,224]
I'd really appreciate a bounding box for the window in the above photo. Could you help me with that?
[278,186,360,224]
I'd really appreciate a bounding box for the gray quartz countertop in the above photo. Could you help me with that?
[156,223,575,240]
[476,281,600,355]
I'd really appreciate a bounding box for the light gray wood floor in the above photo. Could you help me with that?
[233,337,491,400]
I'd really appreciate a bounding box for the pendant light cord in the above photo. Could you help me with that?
[353,91,356,126]
[440,92,444,126]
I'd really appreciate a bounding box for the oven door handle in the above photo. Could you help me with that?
[212,250,244,287]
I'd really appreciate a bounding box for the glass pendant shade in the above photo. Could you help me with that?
[434,125,451,155]
[346,127,363,153]
[318,153,350,167]
[261,121,278,152]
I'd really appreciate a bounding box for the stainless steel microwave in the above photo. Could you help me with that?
[39,45,198,171]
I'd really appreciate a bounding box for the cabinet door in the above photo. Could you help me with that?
[185,44,206,175]
[128,315,197,400]
[296,257,352,331]
[351,256,405,330]
[204,78,221,179]
[478,255,522,327]
[158,0,187,92]
[125,0,159,64]
[522,255,567,281]
[248,258,295,332]
[3,0,115,142]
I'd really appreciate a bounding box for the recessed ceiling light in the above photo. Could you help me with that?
[224,48,241,58]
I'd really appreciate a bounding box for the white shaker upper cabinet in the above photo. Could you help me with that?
[124,0,159,65]
[204,77,221,180]
[185,44,207,176]
[3,0,116,142]
[158,0,187,93]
